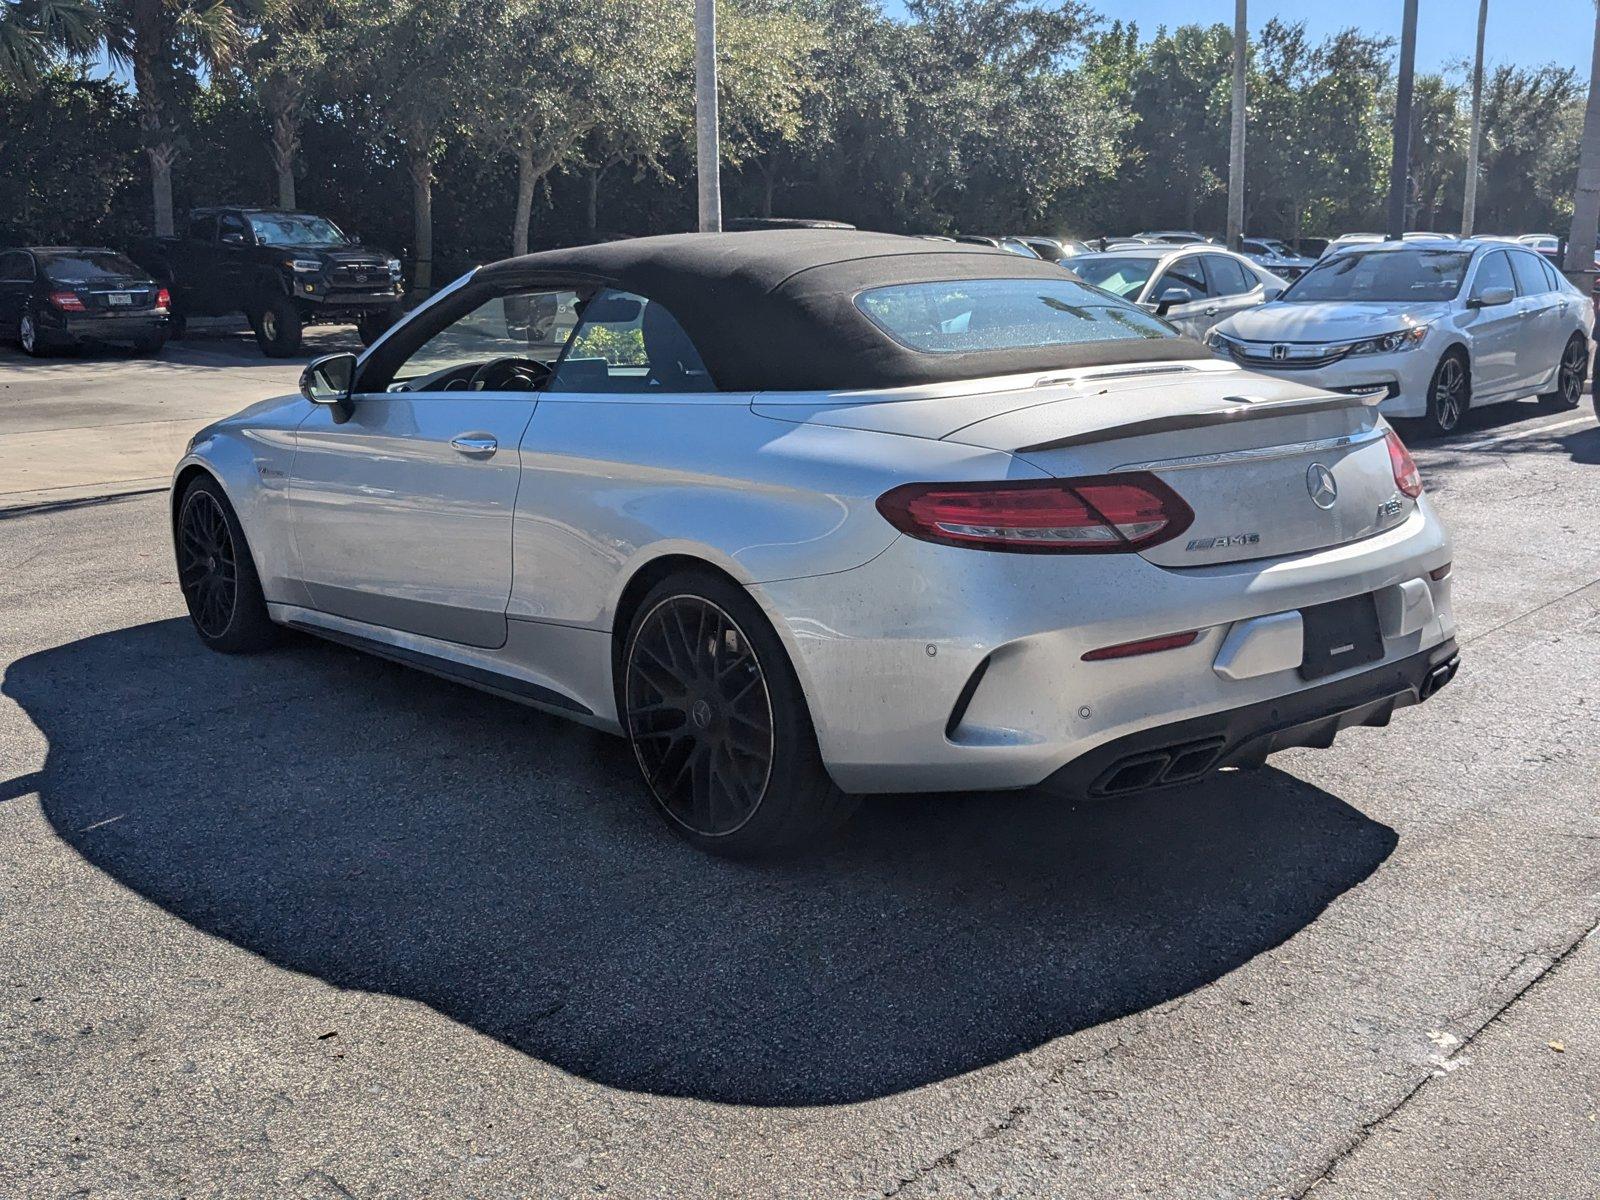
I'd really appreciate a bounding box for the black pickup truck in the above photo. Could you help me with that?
[130,207,403,357]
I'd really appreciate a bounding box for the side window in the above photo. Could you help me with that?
[1539,256,1574,294]
[1150,257,1208,303]
[1508,251,1549,297]
[186,215,216,243]
[1203,253,1254,297]
[1469,251,1515,301]
[217,213,251,245]
[549,289,713,394]
[388,288,581,391]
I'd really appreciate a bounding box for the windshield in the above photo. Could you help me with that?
[855,278,1174,353]
[1283,249,1471,303]
[1071,256,1158,299]
[247,213,349,247]
[40,251,145,282]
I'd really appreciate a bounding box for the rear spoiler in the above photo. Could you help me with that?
[1013,388,1385,454]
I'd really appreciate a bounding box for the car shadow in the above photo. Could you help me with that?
[5,618,1397,1106]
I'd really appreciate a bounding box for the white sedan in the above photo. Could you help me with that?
[1207,239,1594,436]
[1071,245,1288,340]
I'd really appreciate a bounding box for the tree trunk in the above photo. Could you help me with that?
[762,165,775,218]
[148,144,177,238]
[267,82,303,210]
[1225,0,1247,250]
[585,168,600,236]
[513,142,537,257]
[1566,7,1600,277]
[408,144,434,296]
[1460,0,1488,236]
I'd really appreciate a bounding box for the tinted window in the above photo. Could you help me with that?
[218,213,251,244]
[855,278,1175,353]
[39,251,145,283]
[550,289,713,393]
[1151,258,1208,303]
[1509,251,1550,296]
[1204,254,1254,297]
[391,288,581,388]
[186,215,216,242]
[1073,255,1158,299]
[1469,251,1515,301]
[1285,249,1471,303]
[1538,256,1572,294]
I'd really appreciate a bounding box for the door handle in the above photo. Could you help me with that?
[450,434,498,456]
[1204,305,1219,316]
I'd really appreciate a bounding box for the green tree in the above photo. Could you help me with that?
[236,0,348,209]
[1,0,97,87]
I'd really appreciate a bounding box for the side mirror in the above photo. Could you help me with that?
[1152,287,1189,316]
[1470,285,1515,309]
[300,352,356,420]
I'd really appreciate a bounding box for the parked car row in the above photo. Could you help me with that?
[2,206,403,359]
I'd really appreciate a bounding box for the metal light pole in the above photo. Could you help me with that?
[1226,0,1247,251]
[694,0,723,233]
[1460,0,1488,236]
[1386,0,1419,240]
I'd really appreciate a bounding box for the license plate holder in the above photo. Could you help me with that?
[1299,593,1384,681]
[108,292,132,306]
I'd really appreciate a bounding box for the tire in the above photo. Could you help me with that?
[1415,350,1470,438]
[1537,334,1587,411]
[250,294,304,357]
[175,475,278,654]
[619,570,858,856]
[357,306,398,347]
[167,311,187,341]
[18,311,51,357]
[131,334,167,356]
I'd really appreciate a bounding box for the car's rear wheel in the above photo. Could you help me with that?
[621,571,857,856]
[250,295,304,357]
[1537,334,1587,411]
[176,476,277,653]
[1416,350,1469,438]
[18,312,51,357]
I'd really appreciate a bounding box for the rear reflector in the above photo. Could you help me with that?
[1429,562,1451,581]
[1081,630,1200,661]
[1385,429,1423,498]
[47,290,86,312]
[876,473,1194,554]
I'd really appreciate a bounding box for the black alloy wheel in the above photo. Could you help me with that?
[178,487,239,640]
[625,594,776,838]
[1539,335,1587,410]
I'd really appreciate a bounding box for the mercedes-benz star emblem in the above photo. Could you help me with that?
[1306,462,1339,509]
[690,698,714,730]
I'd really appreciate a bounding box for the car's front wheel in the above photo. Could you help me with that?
[176,475,278,653]
[1416,350,1469,438]
[250,295,304,357]
[1537,334,1588,411]
[620,571,857,856]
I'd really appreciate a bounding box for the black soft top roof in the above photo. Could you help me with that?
[475,230,1209,392]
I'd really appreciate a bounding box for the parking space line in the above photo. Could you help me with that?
[1442,414,1594,451]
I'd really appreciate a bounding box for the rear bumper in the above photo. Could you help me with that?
[42,312,169,344]
[1041,639,1459,798]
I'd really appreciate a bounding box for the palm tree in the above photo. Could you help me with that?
[1566,1,1600,277]
[1460,0,1488,236]
[0,0,98,87]
[241,0,340,210]
[98,0,248,236]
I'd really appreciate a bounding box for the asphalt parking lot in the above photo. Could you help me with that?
[2,333,1598,1197]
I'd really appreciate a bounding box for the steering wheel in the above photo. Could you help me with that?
[468,356,550,392]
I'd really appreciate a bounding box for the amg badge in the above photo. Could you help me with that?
[1187,533,1261,552]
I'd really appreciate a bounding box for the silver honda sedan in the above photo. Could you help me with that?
[172,231,1459,855]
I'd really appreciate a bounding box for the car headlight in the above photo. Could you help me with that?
[285,259,323,274]
[1348,326,1429,355]
[1205,329,1231,350]
[387,258,403,278]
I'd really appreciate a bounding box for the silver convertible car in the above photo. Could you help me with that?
[172,232,1460,854]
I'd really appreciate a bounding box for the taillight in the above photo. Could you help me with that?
[155,287,172,312]
[875,473,1194,553]
[47,290,86,312]
[1385,428,1423,498]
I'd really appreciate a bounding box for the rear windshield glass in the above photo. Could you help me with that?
[40,251,144,282]
[1284,249,1471,303]
[855,278,1174,353]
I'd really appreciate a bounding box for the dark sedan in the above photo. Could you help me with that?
[0,247,172,357]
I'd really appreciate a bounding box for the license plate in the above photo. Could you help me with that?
[108,292,132,306]
[1299,594,1384,681]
